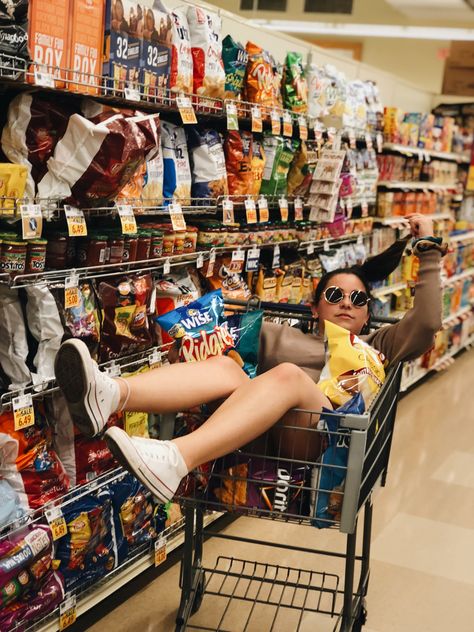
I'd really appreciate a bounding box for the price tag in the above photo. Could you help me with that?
[222,198,235,225]
[148,349,162,370]
[64,206,87,237]
[246,247,260,272]
[307,242,315,255]
[59,595,77,631]
[361,199,369,217]
[365,134,373,150]
[117,204,137,234]
[46,506,68,541]
[105,362,121,377]
[176,96,197,124]
[231,249,245,264]
[271,110,281,135]
[283,111,293,137]
[245,198,257,224]
[333,132,342,152]
[349,131,357,149]
[20,204,43,239]
[163,258,171,275]
[294,198,304,221]
[124,86,141,101]
[169,203,187,232]
[13,393,34,432]
[376,132,384,153]
[251,106,262,133]
[206,249,216,278]
[346,198,353,219]
[279,198,289,222]
[226,102,239,131]
[258,196,269,223]
[298,116,308,140]
[357,234,364,245]
[196,253,204,269]
[324,239,330,252]
[34,68,54,88]
[64,275,81,309]
[154,537,167,567]
[272,244,280,269]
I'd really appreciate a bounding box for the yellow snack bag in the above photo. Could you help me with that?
[0,164,28,213]
[318,321,386,407]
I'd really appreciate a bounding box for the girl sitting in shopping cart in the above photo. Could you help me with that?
[54,214,444,503]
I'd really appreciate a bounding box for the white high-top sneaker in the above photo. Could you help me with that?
[105,427,188,503]
[54,339,120,437]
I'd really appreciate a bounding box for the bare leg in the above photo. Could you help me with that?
[173,362,332,471]
[114,355,248,413]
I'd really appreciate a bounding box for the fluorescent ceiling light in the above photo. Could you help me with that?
[250,20,474,40]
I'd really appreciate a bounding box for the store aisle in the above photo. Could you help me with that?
[88,349,474,632]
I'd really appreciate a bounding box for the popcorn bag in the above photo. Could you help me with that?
[187,6,225,98]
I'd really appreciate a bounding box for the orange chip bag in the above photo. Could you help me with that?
[318,321,386,407]
[224,130,253,198]
[245,42,274,108]
[250,138,266,197]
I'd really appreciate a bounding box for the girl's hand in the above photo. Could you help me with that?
[405,213,434,239]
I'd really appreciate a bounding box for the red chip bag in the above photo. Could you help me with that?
[224,130,253,198]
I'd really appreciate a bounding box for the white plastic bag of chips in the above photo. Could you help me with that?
[187,6,225,98]
[161,121,192,205]
[170,8,193,94]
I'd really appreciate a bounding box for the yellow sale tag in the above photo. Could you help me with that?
[46,506,68,541]
[117,205,137,234]
[176,96,197,125]
[298,116,308,140]
[251,106,262,133]
[59,596,77,631]
[245,199,257,224]
[64,286,80,309]
[169,203,187,231]
[154,537,167,567]
[64,206,87,237]
[294,198,304,221]
[271,110,281,135]
[283,112,293,137]
[279,198,289,222]
[258,197,269,223]
[13,405,34,431]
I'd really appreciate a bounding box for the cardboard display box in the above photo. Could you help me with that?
[449,41,474,68]
[443,61,474,97]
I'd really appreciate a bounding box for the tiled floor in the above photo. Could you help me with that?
[86,349,474,632]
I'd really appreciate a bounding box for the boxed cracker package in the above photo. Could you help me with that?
[68,0,106,95]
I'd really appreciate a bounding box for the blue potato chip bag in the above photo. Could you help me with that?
[311,393,365,529]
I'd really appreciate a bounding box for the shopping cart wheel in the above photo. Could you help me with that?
[352,601,368,631]
[191,571,206,615]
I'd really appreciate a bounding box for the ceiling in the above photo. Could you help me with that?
[385,0,474,21]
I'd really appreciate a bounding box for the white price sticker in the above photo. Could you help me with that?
[149,350,163,370]
[13,393,34,432]
[251,106,262,133]
[222,198,235,225]
[283,111,293,137]
[272,244,280,269]
[163,258,171,275]
[324,239,330,252]
[246,247,260,272]
[59,595,77,631]
[294,198,304,221]
[20,204,43,239]
[298,116,308,140]
[154,537,167,567]
[196,253,204,269]
[34,68,55,88]
[206,249,216,278]
[226,102,239,131]
[307,242,315,255]
[117,204,137,234]
[376,132,383,153]
[105,362,121,377]
[357,234,364,245]
[46,506,67,541]
[271,110,281,135]
[365,134,373,150]
[231,249,245,263]
[64,206,87,237]
[349,131,356,149]
[64,274,80,309]
[258,197,269,223]
[176,96,197,124]
[169,203,187,232]
[245,198,257,224]
[279,198,289,222]
[124,86,141,101]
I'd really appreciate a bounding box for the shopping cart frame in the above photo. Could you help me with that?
[174,301,403,632]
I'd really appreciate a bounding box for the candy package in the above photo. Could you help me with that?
[250,137,266,197]
[282,52,308,114]
[187,6,225,98]
[244,42,274,108]
[98,273,154,362]
[318,320,386,407]
[311,393,365,528]
[170,8,193,94]
[224,130,253,198]
[187,127,228,202]
[222,35,248,99]
[161,121,192,205]
[260,135,299,196]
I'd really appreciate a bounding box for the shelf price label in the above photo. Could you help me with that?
[46,506,68,541]
[154,537,167,567]
[226,102,239,131]
[251,106,262,133]
[294,198,304,221]
[117,204,137,234]
[64,275,81,309]
[148,349,162,370]
[176,96,197,125]
[222,198,235,225]
[365,134,373,150]
[270,110,281,135]
[206,249,216,278]
[168,203,187,232]
[376,132,384,153]
[64,206,87,237]
[349,130,357,149]
[361,198,369,217]
[245,198,257,224]
[163,258,171,275]
[298,116,308,141]
[13,393,34,432]
[20,204,43,240]
[124,86,141,102]
[258,196,269,223]
[272,244,280,269]
[282,111,293,137]
[307,242,315,255]
[34,68,55,88]
[59,595,77,631]
[246,247,260,272]
[279,197,289,222]
[196,253,204,269]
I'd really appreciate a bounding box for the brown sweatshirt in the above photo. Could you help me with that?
[258,250,442,382]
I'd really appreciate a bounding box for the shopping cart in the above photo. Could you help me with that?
[174,300,403,632]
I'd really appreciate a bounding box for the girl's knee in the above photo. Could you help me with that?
[270,362,306,384]
[214,354,248,384]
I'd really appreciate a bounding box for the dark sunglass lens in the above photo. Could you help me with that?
[351,290,368,307]
[325,286,344,304]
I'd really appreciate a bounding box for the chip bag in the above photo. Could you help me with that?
[244,42,274,108]
[206,255,251,303]
[250,137,266,197]
[282,52,308,114]
[224,130,253,198]
[187,6,225,98]
[187,127,228,201]
[318,321,386,407]
[222,35,248,99]
[161,121,192,205]
[170,8,193,94]
[260,135,299,197]
[287,141,318,198]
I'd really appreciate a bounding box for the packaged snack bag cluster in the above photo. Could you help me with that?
[224,130,254,198]
[244,41,275,109]
[206,255,251,303]
[222,35,248,99]
[187,127,228,202]
[187,6,225,98]
[161,120,192,205]
[282,52,308,114]
[260,135,299,196]
[318,320,386,407]
[0,0,28,80]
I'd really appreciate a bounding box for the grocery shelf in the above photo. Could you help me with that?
[372,212,453,226]
[298,234,364,252]
[450,230,474,243]
[382,142,470,164]
[442,305,473,327]
[372,282,406,298]
[377,181,457,190]
[442,267,474,287]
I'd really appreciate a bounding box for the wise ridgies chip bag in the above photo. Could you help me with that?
[318,320,386,407]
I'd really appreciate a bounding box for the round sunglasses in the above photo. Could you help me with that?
[323,285,370,308]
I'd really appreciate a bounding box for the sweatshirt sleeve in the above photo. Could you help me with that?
[365,249,442,366]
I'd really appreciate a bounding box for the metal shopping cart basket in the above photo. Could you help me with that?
[174,300,403,632]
